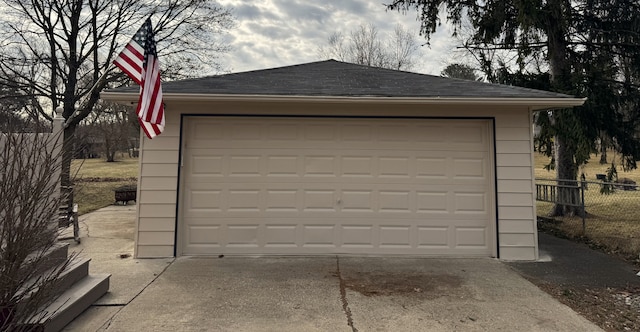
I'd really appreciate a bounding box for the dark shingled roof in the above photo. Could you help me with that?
[108,60,574,99]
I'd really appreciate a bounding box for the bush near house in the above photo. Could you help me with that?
[1,130,77,331]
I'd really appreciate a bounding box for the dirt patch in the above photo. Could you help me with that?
[524,277,640,332]
[342,272,464,298]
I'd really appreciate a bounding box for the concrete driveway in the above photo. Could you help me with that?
[61,206,602,332]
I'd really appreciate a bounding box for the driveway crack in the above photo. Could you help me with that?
[336,256,358,332]
[98,258,175,331]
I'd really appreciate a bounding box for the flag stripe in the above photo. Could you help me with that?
[114,18,164,140]
[114,44,145,84]
[114,58,142,85]
[138,118,163,139]
[147,71,162,121]
[140,56,162,124]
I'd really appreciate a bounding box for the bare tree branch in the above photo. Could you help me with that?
[0,0,234,196]
[317,23,420,71]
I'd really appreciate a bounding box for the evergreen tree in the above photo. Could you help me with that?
[388,0,640,216]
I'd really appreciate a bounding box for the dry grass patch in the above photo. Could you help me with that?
[72,157,138,179]
[73,180,136,215]
[535,152,640,258]
[535,151,640,183]
[71,156,139,215]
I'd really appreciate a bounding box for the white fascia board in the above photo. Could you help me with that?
[101,92,586,110]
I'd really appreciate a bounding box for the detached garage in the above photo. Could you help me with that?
[102,60,584,260]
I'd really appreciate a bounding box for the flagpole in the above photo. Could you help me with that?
[84,14,154,98]
[63,62,114,128]
[65,16,157,127]
[86,62,113,100]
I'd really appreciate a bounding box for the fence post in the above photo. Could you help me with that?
[50,108,64,201]
[581,178,586,234]
[51,108,66,230]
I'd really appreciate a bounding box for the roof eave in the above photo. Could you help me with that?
[100,92,586,110]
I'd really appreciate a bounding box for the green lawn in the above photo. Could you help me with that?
[72,156,139,215]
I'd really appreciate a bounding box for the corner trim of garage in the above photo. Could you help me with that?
[492,118,500,259]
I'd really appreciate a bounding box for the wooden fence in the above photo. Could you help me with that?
[535,179,586,232]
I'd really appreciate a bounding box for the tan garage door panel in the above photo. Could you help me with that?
[181,117,493,255]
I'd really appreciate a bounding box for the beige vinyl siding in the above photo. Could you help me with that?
[136,245,175,258]
[500,233,536,246]
[499,219,536,233]
[139,164,179,176]
[498,193,534,206]
[496,179,535,192]
[497,167,532,179]
[496,153,532,166]
[493,110,537,260]
[138,217,175,231]
[137,231,175,244]
[499,247,537,261]
[142,151,179,164]
[499,207,535,220]
[139,204,176,218]
[139,190,176,204]
[134,101,539,260]
[135,110,180,258]
[139,177,176,190]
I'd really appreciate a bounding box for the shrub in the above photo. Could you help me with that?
[0,128,76,331]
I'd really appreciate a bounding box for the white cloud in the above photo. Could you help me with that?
[217,0,460,75]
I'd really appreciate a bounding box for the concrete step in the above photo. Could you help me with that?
[50,258,90,298]
[24,273,111,332]
[22,242,69,277]
[17,258,91,310]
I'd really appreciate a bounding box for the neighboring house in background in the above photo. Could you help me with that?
[102,60,585,260]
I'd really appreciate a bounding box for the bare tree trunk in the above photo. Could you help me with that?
[105,141,116,162]
[545,0,585,217]
[599,150,608,164]
[599,136,608,164]
[550,135,584,217]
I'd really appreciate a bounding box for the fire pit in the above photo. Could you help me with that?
[114,185,137,205]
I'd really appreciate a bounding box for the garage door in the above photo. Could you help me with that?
[180,116,494,256]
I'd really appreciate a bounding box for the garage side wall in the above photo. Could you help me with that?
[133,102,538,260]
[135,110,181,257]
[494,111,538,260]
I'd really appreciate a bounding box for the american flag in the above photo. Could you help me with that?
[114,18,164,139]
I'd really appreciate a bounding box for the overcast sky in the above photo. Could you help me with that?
[215,0,461,76]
